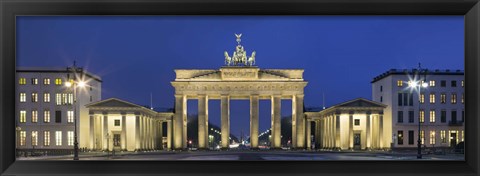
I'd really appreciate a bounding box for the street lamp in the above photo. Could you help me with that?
[407,63,428,159]
[65,64,86,160]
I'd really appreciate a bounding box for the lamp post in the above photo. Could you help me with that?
[65,64,86,160]
[408,63,428,159]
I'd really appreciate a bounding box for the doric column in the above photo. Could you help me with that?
[121,114,127,150]
[103,114,108,151]
[379,114,384,149]
[271,95,281,148]
[198,95,208,149]
[322,118,326,148]
[167,120,172,150]
[366,114,371,149]
[291,95,297,148]
[295,94,305,149]
[250,95,259,149]
[306,120,311,150]
[335,115,340,149]
[174,94,186,150]
[89,114,95,150]
[349,114,354,149]
[221,95,230,149]
[135,115,140,150]
[315,120,320,149]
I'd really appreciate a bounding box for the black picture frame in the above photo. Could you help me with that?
[1,0,479,176]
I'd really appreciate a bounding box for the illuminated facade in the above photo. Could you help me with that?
[16,67,102,151]
[85,98,172,151]
[372,69,464,148]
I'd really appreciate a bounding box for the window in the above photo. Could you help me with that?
[441,130,446,143]
[90,96,93,102]
[31,93,38,102]
[397,111,404,123]
[441,110,446,123]
[20,131,26,146]
[67,111,74,123]
[43,93,50,103]
[397,131,404,145]
[429,80,435,87]
[429,93,435,103]
[451,80,457,87]
[462,80,464,87]
[461,93,464,104]
[398,93,403,106]
[55,131,62,146]
[354,119,360,126]
[31,78,38,85]
[31,110,38,123]
[420,130,425,145]
[68,93,73,104]
[67,131,74,146]
[43,78,50,85]
[56,93,61,105]
[440,93,446,104]
[44,110,50,123]
[441,80,446,87]
[419,110,425,123]
[19,93,26,102]
[420,94,425,104]
[55,111,62,123]
[429,110,435,123]
[19,110,26,123]
[19,78,26,85]
[55,78,62,85]
[31,131,38,146]
[429,131,436,145]
[380,86,383,92]
[44,131,50,146]
[408,131,414,145]
[462,111,465,122]
[451,111,457,123]
[380,96,383,102]
[397,80,403,87]
[408,111,414,123]
[115,119,121,126]
[451,93,457,104]
[408,93,413,106]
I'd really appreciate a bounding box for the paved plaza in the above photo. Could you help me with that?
[17,150,464,161]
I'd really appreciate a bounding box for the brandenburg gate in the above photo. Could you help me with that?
[170,34,308,150]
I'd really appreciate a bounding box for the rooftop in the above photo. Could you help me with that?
[16,66,102,82]
[371,68,464,83]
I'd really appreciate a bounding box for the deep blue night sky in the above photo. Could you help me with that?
[16,16,464,138]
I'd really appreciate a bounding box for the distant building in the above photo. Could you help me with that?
[16,67,102,152]
[372,69,464,148]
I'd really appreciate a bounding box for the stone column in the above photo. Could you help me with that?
[315,120,320,149]
[322,118,326,148]
[349,114,354,149]
[159,121,164,150]
[291,95,297,148]
[250,95,259,149]
[379,114,384,149]
[135,115,140,150]
[198,95,208,149]
[335,115,340,149]
[221,95,230,149]
[121,114,127,150]
[366,114,371,149]
[295,94,305,149]
[167,120,172,150]
[174,95,186,150]
[271,95,281,148]
[306,120,311,150]
[89,114,95,150]
[103,114,108,151]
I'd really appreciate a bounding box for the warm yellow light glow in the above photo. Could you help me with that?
[65,81,72,87]
[408,81,417,87]
[78,81,86,87]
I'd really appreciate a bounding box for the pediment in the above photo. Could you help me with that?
[86,98,140,108]
[337,98,386,108]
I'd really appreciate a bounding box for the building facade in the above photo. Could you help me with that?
[372,69,464,148]
[16,67,102,152]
